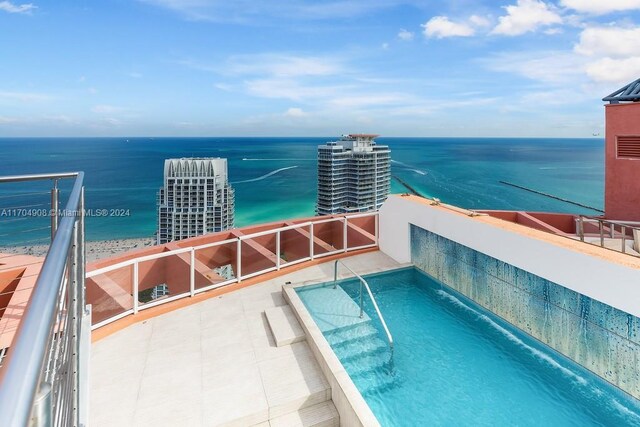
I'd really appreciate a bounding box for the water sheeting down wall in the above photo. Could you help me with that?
[410,224,640,400]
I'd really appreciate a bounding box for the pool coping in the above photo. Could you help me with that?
[283,282,382,427]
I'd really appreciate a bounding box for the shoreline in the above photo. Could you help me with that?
[0,237,155,263]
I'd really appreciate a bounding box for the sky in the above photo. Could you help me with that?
[0,0,639,137]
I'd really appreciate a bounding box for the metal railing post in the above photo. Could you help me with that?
[78,188,86,314]
[51,179,59,240]
[0,172,84,427]
[71,218,80,427]
[359,281,364,318]
[622,226,627,254]
[31,383,52,427]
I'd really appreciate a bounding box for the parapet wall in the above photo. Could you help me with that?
[378,194,640,399]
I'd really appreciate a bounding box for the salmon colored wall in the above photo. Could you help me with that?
[280,226,311,262]
[0,268,25,315]
[346,216,376,247]
[479,211,576,235]
[85,214,378,325]
[605,102,640,221]
[313,221,345,253]
[527,212,577,233]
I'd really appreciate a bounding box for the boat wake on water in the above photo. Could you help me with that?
[391,159,427,175]
[232,166,299,184]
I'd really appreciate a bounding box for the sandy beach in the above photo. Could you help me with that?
[0,237,155,263]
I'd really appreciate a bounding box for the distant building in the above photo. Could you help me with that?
[157,158,234,244]
[316,134,391,215]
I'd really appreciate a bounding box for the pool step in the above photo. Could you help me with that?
[333,338,388,363]
[361,374,401,398]
[345,350,393,377]
[297,284,371,333]
[325,321,379,345]
[264,305,306,347]
[269,401,339,427]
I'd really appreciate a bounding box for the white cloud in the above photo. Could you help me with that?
[138,0,406,22]
[128,72,143,78]
[397,28,414,41]
[221,54,343,77]
[469,15,491,27]
[91,105,124,114]
[585,57,640,84]
[245,78,346,101]
[0,1,36,14]
[422,16,475,38]
[575,26,640,57]
[214,83,232,91]
[544,27,563,35]
[484,51,587,84]
[574,26,640,84]
[329,94,409,108]
[381,42,390,50]
[492,0,562,36]
[284,107,308,117]
[0,91,49,102]
[560,0,640,14]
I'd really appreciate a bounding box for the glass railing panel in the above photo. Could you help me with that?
[313,218,345,256]
[240,232,278,277]
[86,264,134,325]
[346,215,377,249]
[193,240,238,291]
[137,251,190,308]
[280,224,311,266]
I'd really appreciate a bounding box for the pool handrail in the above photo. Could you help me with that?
[333,260,394,349]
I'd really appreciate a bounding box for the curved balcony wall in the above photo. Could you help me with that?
[86,212,378,330]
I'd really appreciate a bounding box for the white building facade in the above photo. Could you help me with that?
[316,134,391,215]
[157,158,234,244]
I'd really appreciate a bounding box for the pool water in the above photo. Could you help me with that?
[296,267,640,426]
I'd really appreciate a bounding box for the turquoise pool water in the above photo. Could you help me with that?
[296,267,640,426]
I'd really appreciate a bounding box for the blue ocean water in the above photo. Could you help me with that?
[0,137,603,245]
[297,268,640,426]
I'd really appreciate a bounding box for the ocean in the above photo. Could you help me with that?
[0,137,604,245]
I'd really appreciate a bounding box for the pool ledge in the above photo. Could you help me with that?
[284,283,382,427]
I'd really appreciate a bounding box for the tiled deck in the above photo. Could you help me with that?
[89,251,402,426]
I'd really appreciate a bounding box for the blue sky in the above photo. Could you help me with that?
[1,0,639,137]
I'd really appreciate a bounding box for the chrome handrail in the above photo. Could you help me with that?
[333,260,394,349]
[0,172,86,427]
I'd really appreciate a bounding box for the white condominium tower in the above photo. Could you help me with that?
[157,158,235,244]
[316,134,391,215]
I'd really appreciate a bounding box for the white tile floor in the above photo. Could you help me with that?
[89,251,402,426]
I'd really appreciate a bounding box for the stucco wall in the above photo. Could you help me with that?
[605,102,640,221]
[379,195,640,319]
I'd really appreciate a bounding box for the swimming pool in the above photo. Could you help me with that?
[296,267,640,426]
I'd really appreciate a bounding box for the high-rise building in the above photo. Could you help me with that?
[157,158,234,244]
[316,134,391,215]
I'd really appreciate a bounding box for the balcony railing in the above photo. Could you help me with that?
[0,173,89,427]
[86,212,379,329]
